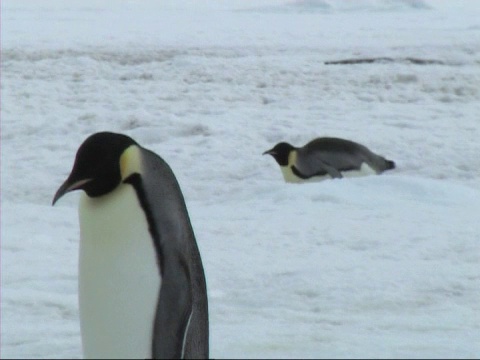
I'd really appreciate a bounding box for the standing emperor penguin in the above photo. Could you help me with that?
[52,132,209,359]
[263,137,395,183]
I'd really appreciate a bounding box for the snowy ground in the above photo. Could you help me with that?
[2,0,480,358]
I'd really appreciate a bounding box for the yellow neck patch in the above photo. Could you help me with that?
[277,150,301,183]
[120,145,143,180]
[287,150,297,167]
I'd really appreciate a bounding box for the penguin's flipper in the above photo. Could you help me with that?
[317,161,343,179]
[152,263,193,359]
[133,148,205,358]
[295,150,344,180]
[130,147,207,358]
[292,160,343,180]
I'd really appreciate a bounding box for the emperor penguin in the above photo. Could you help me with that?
[52,132,209,359]
[263,137,395,183]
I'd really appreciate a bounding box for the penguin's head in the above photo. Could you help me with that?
[52,132,137,205]
[263,142,295,166]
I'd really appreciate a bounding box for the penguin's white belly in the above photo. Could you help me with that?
[78,185,161,359]
[281,162,377,183]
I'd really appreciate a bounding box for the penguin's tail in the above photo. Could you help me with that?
[385,159,396,170]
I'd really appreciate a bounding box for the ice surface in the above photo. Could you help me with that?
[2,0,480,358]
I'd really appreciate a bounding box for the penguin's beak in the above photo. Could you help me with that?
[263,149,275,156]
[52,178,92,206]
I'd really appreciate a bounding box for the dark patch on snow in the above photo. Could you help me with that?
[325,57,448,66]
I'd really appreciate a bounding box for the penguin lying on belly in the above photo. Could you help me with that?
[52,132,209,359]
[263,137,395,183]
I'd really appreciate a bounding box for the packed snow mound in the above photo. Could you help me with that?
[2,0,480,358]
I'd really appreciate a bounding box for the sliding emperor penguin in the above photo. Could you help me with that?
[52,132,209,359]
[263,137,395,183]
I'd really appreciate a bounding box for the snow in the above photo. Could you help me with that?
[2,0,480,358]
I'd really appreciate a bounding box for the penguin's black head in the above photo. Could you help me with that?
[52,132,137,205]
[262,142,295,166]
